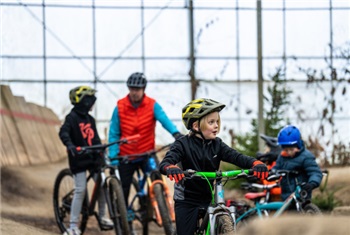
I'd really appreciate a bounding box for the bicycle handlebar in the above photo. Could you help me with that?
[269,169,299,176]
[76,134,141,152]
[184,169,253,179]
[241,181,279,191]
[111,143,173,162]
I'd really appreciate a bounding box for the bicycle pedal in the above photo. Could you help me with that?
[100,224,114,231]
[100,220,114,231]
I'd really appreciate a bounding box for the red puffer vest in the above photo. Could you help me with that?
[117,95,156,155]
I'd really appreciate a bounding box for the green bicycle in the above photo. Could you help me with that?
[183,169,253,235]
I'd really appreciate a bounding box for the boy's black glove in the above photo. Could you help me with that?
[164,165,184,184]
[302,182,317,192]
[173,132,184,140]
[252,160,269,179]
[67,144,79,157]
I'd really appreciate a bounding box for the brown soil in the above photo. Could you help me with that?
[0,159,168,235]
[1,159,349,235]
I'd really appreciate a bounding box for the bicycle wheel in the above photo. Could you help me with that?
[235,210,256,231]
[302,203,322,215]
[131,177,149,235]
[109,177,130,235]
[153,183,175,235]
[215,213,235,235]
[53,168,88,234]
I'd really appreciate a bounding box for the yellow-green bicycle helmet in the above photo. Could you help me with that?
[69,86,96,105]
[182,98,226,130]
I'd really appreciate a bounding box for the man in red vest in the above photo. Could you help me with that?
[108,72,183,203]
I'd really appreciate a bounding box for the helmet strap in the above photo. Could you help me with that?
[191,118,207,141]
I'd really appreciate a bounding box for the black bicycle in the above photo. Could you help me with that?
[53,134,140,235]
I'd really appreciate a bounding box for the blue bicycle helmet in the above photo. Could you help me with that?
[277,125,302,148]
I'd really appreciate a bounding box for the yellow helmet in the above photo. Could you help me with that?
[69,86,96,105]
[182,98,225,130]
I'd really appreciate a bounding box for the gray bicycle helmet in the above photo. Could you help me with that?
[69,86,96,105]
[127,72,147,88]
[182,98,226,130]
[260,134,279,149]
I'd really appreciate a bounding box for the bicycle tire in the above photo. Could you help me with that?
[235,210,256,231]
[109,177,131,235]
[53,168,88,234]
[215,213,235,235]
[302,203,322,215]
[131,177,149,235]
[153,183,175,235]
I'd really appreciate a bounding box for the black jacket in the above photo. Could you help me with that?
[159,135,256,202]
[59,104,102,174]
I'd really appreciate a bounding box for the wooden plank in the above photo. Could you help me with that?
[16,97,49,164]
[35,103,63,162]
[0,146,9,166]
[41,107,66,160]
[0,85,30,166]
[0,114,17,166]
[41,105,64,162]
[27,102,58,162]
[1,85,41,165]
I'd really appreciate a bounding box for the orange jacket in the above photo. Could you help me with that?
[262,161,282,196]
[118,95,156,155]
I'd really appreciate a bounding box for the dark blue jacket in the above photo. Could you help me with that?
[272,142,323,200]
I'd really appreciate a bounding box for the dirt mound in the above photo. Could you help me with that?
[1,218,57,235]
[1,160,65,234]
[1,167,42,203]
[0,159,168,234]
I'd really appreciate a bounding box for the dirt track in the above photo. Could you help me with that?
[0,159,170,235]
[1,159,350,235]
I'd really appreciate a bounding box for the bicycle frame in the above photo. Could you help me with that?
[85,166,121,224]
[186,169,251,235]
[129,157,175,226]
[236,186,304,224]
[236,171,312,224]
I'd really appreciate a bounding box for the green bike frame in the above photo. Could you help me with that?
[193,169,251,235]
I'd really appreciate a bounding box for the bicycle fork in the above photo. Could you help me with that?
[211,183,237,233]
[147,176,175,225]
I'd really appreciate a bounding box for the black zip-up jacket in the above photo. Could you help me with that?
[59,99,103,174]
[159,135,257,202]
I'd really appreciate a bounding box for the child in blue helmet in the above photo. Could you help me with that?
[272,125,323,201]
